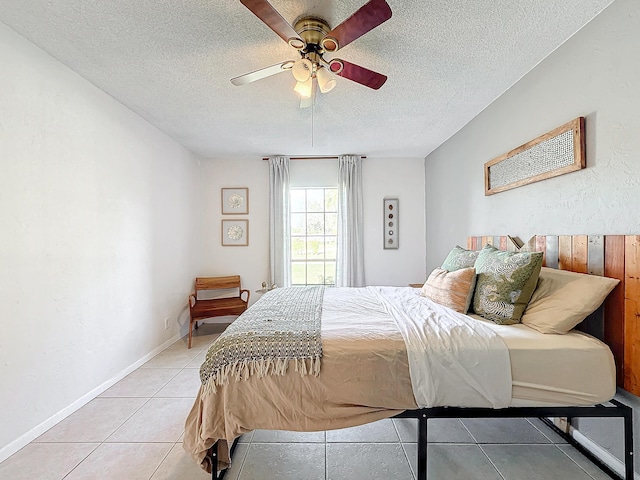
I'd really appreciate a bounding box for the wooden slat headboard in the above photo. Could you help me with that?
[467,235,639,396]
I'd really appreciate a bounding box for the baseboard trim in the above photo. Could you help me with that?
[0,332,182,464]
[571,427,639,480]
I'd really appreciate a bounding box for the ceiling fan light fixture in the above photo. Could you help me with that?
[316,66,337,93]
[287,37,306,50]
[320,36,339,53]
[293,77,313,98]
[328,59,344,74]
[292,58,313,82]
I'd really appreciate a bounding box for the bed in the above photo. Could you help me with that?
[183,237,636,480]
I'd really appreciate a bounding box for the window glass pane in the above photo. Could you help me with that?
[292,262,306,285]
[307,262,325,285]
[291,190,306,212]
[325,237,337,260]
[307,213,324,235]
[307,189,324,212]
[307,237,324,260]
[289,187,337,287]
[324,261,336,285]
[291,237,306,260]
[325,189,338,212]
[291,213,306,235]
[325,212,337,235]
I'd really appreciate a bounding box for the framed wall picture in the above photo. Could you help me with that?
[484,117,585,196]
[221,187,249,215]
[221,219,249,246]
[383,198,399,249]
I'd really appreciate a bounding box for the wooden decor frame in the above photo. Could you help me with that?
[467,234,640,397]
[484,117,586,195]
[383,198,399,249]
[221,187,249,215]
[221,219,249,246]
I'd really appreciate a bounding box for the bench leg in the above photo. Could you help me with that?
[188,320,193,349]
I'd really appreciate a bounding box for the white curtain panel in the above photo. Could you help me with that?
[269,156,291,287]
[336,154,365,287]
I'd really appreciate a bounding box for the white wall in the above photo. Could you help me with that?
[199,158,270,302]
[0,22,201,459]
[423,0,640,472]
[199,157,425,291]
[424,0,640,272]
[362,158,426,286]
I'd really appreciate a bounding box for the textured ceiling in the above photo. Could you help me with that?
[0,0,613,159]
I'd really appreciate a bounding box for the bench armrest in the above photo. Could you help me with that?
[240,289,250,304]
[188,294,196,308]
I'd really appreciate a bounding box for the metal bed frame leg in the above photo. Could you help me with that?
[417,413,428,480]
[209,443,218,480]
[623,405,634,480]
[208,438,240,480]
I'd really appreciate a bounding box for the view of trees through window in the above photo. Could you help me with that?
[290,188,337,286]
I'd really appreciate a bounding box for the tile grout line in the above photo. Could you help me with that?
[458,418,480,444]
[324,441,327,480]
[102,397,154,444]
[60,443,101,480]
[525,417,561,444]
[147,442,175,480]
[555,444,603,480]
[477,444,507,480]
[235,441,251,480]
[391,418,417,480]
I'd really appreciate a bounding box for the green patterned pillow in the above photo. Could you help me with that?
[441,245,480,271]
[473,245,543,324]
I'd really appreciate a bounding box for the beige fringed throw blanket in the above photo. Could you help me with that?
[199,286,324,394]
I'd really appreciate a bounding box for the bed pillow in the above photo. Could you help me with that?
[521,267,620,334]
[420,267,477,314]
[473,245,543,325]
[441,245,480,271]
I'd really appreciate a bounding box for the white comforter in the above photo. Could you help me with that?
[368,286,512,408]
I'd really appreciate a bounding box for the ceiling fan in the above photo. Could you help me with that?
[231,0,392,102]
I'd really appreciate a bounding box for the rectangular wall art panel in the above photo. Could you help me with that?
[484,117,585,195]
[383,198,398,249]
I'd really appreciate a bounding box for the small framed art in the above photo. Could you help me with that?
[221,219,249,246]
[383,198,399,249]
[221,187,249,215]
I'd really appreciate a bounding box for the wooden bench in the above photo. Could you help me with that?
[187,276,249,349]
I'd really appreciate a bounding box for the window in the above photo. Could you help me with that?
[290,188,337,286]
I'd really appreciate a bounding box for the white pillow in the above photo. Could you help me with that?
[521,267,619,334]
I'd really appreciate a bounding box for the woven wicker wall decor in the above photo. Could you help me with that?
[484,117,585,195]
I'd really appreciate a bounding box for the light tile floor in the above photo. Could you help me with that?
[0,323,612,480]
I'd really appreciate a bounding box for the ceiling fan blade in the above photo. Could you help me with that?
[324,0,392,51]
[332,59,387,90]
[230,61,294,86]
[240,0,305,48]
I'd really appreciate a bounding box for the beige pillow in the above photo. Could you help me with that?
[421,267,477,314]
[521,267,619,334]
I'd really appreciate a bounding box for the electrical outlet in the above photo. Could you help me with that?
[164,317,169,330]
